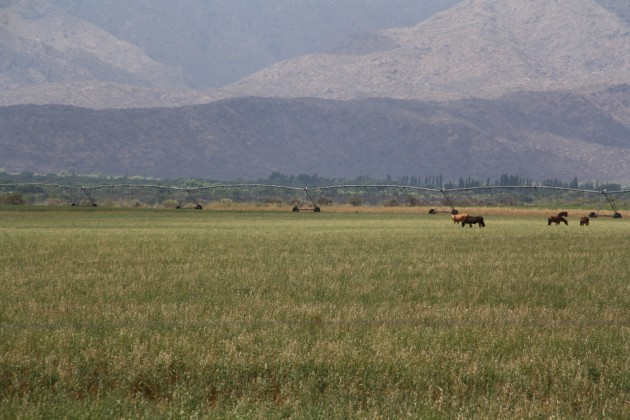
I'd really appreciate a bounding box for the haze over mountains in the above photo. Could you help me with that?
[1,0,460,106]
[2,0,630,182]
[228,0,630,101]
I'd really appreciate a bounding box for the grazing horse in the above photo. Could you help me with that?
[580,216,589,226]
[451,213,469,224]
[548,215,568,225]
[462,215,485,228]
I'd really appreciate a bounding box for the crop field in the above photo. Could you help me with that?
[1,206,629,418]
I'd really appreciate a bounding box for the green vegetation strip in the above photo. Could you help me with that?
[1,208,629,418]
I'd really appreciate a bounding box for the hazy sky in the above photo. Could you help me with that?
[46,0,462,87]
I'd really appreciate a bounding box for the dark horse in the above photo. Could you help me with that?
[462,215,485,228]
[548,215,568,225]
[580,216,589,226]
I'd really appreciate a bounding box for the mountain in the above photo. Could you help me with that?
[0,0,188,89]
[0,0,461,95]
[47,0,461,89]
[597,0,630,24]
[226,0,630,101]
[5,0,630,108]
[3,0,630,183]
[2,87,630,181]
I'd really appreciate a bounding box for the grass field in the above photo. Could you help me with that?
[1,206,629,418]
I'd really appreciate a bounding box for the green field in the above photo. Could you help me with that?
[1,207,629,418]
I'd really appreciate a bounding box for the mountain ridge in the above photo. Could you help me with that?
[3,0,630,107]
[0,0,188,90]
[0,0,461,93]
[225,0,630,101]
[2,87,630,182]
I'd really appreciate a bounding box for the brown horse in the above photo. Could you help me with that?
[462,215,485,228]
[548,215,568,225]
[580,216,589,226]
[451,213,469,224]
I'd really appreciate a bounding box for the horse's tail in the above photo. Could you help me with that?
[479,217,486,227]
[547,217,552,225]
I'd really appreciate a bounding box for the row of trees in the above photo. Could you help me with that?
[263,172,622,191]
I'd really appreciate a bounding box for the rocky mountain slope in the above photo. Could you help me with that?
[226,0,630,101]
[0,0,188,90]
[2,87,629,181]
[3,0,630,108]
[0,0,460,92]
[48,0,460,89]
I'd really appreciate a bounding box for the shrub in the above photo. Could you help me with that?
[1,192,26,205]
[348,197,362,206]
[130,199,146,208]
[405,195,420,206]
[44,198,67,206]
[161,199,180,209]
[317,197,333,206]
[264,198,284,205]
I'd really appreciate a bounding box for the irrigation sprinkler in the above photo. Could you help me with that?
[176,188,203,209]
[428,188,458,215]
[589,190,622,218]
[72,187,97,207]
[292,187,321,212]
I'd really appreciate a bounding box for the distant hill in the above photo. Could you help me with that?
[2,87,630,182]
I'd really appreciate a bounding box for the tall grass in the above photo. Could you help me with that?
[1,208,629,418]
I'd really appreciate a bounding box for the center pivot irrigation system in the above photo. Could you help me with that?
[0,183,628,217]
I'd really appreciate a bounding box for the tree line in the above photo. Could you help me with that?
[263,172,622,191]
